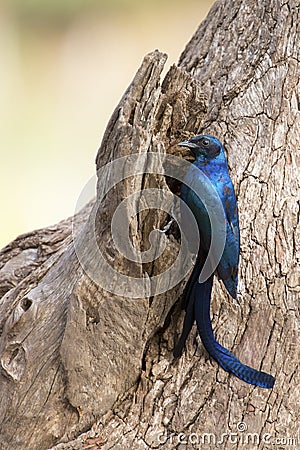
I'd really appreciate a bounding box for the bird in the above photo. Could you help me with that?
[173,135,275,389]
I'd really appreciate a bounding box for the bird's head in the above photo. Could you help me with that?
[178,135,224,160]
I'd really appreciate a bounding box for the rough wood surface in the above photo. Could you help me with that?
[0,0,299,449]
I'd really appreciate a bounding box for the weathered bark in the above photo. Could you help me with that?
[0,0,299,449]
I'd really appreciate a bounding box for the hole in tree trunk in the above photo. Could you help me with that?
[21,298,32,311]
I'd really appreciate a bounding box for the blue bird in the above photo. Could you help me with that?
[174,135,275,389]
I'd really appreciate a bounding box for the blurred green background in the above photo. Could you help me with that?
[0,0,213,249]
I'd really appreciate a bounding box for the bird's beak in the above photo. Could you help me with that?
[178,141,198,150]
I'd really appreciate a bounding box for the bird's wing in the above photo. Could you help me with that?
[215,177,240,297]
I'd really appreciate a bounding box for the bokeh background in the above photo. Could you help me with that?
[0,0,213,249]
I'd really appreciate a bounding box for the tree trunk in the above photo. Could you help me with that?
[0,0,299,449]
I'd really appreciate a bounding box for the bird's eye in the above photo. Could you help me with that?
[202,139,210,146]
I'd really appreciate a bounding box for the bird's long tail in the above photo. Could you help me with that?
[193,276,275,389]
[173,261,202,358]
